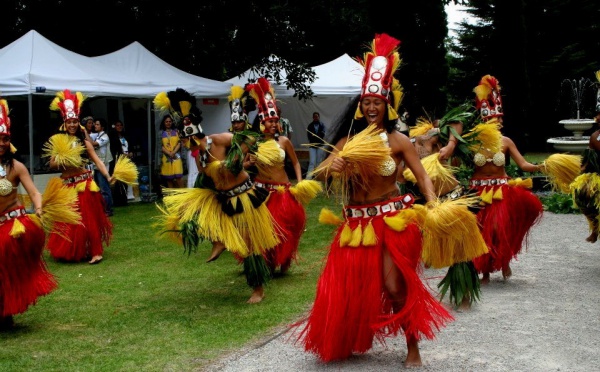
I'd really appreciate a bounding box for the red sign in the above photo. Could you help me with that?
[202,98,220,105]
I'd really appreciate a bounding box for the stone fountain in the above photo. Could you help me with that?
[547,78,596,153]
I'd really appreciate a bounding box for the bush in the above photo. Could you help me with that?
[539,192,580,214]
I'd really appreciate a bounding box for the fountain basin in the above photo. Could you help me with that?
[559,119,595,138]
[547,136,589,153]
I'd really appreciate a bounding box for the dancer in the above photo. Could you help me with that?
[0,97,58,330]
[245,78,322,274]
[570,71,600,242]
[469,75,544,283]
[154,88,280,303]
[43,90,113,264]
[296,33,453,366]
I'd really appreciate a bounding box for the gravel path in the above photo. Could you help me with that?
[206,212,600,372]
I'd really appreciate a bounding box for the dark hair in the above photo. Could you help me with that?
[113,120,126,136]
[96,118,108,131]
[159,115,175,131]
[328,95,396,146]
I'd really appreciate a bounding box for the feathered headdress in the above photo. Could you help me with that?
[228,85,250,131]
[0,97,17,153]
[474,75,503,121]
[50,90,86,131]
[153,88,203,138]
[354,33,404,120]
[0,98,11,136]
[245,77,279,124]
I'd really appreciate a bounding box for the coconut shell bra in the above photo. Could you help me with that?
[473,151,505,167]
[0,164,16,196]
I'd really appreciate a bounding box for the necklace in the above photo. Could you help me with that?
[0,164,13,196]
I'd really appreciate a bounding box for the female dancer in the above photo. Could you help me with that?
[44,90,113,264]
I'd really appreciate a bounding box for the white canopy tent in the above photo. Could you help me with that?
[225,54,364,147]
[0,30,232,189]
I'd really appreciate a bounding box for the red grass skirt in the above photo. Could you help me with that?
[296,210,453,362]
[47,177,113,262]
[471,181,543,274]
[258,180,306,269]
[0,212,57,316]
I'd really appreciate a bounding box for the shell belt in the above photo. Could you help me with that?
[62,171,93,185]
[345,194,414,219]
[0,207,26,224]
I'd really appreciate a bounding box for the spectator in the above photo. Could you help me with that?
[305,112,326,179]
[92,118,114,216]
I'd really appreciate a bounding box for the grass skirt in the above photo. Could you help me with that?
[470,180,543,274]
[47,176,113,262]
[255,180,306,270]
[0,213,57,316]
[296,207,453,362]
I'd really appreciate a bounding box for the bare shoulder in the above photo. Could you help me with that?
[388,130,412,151]
[211,132,233,146]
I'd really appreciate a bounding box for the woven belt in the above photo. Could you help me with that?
[63,171,93,185]
[470,178,508,187]
[0,207,26,223]
[254,181,290,191]
[221,178,253,197]
[345,194,414,218]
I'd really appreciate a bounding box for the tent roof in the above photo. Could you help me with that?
[0,30,231,98]
[225,53,363,97]
[91,42,231,98]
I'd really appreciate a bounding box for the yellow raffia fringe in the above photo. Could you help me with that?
[157,187,279,258]
[383,208,418,231]
[403,153,457,193]
[313,124,391,202]
[421,196,489,268]
[18,194,32,210]
[9,218,25,237]
[361,220,377,246]
[508,177,533,189]
[570,173,600,211]
[493,187,503,200]
[41,177,82,236]
[340,223,352,246]
[464,121,503,153]
[290,180,323,205]
[112,155,139,185]
[41,133,85,169]
[255,140,281,167]
[409,118,435,138]
[541,153,581,193]
[480,188,493,204]
[348,221,363,247]
[319,208,344,225]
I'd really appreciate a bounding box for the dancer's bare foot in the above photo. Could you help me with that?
[89,255,103,264]
[586,232,598,243]
[404,338,422,367]
[458,293,472,311]
[502,265,512,281]
[481,272,490,285]
[247,286,264,304]
[206,242,226,263]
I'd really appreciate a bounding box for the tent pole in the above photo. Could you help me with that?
[28,94,34,176]
[147,100,152,191]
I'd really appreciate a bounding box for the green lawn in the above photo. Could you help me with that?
[1,196,339,371]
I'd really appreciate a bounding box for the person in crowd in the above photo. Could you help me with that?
[154,88,280,304]
[245,78,322,275]
[159,114,183,188]
[91,118,114,216]
[110,120,135,205]
[469,75,544,284]
[0,97,57,330]
[44,90,113,265]
[278,106,293,141]
[82,116,95,142]
[305,112,326,179]
[295,33,453,366]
